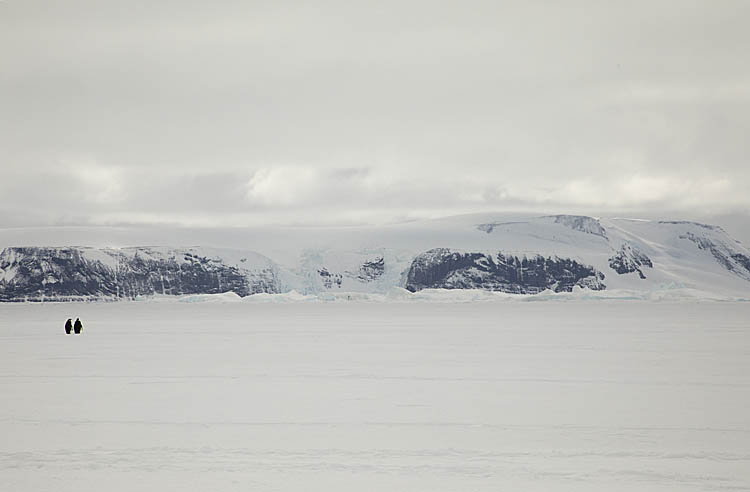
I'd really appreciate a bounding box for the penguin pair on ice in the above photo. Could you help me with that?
[64,318,83,335]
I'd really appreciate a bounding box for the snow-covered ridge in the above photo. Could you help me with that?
[658,220,726,233]
[1,214,749,301]
[477,215,607,238]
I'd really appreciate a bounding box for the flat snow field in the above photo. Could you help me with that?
[2,301,750,491]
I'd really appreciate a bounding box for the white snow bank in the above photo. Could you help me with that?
[242,290,319,303]
[132,285,750,303]
[138,292,245,303]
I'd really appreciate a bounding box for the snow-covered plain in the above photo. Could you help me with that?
[2,300,750,491]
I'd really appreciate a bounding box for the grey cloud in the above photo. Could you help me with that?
[1,0,749,233]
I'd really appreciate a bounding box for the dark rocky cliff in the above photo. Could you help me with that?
[405,248,605,294]
[0,247,280,301]
[609,244,653,279]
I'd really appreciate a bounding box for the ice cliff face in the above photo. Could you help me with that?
[405,248,605,294]
[0,247,280,301]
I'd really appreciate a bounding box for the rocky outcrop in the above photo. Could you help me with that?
[0,247,280,301]
[318,268,343,289]
[405,248,605,294]
[545,215,607,238]
[312,257,385,290]
[352,257,385,282]
[609,244,653,279]
[679,232,750,281]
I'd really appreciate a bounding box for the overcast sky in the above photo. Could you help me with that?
[1,1,749,236]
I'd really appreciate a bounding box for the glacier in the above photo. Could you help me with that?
[1,214,749,301]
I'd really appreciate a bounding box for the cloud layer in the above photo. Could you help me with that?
[1,1,749,229]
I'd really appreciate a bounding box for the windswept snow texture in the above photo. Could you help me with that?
[405,248,605,293]
[2,301,750,491]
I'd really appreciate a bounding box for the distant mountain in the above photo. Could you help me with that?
[1,215,749,301]
[0,246,280,302]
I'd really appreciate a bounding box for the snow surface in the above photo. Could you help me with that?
[2,301,750,491]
